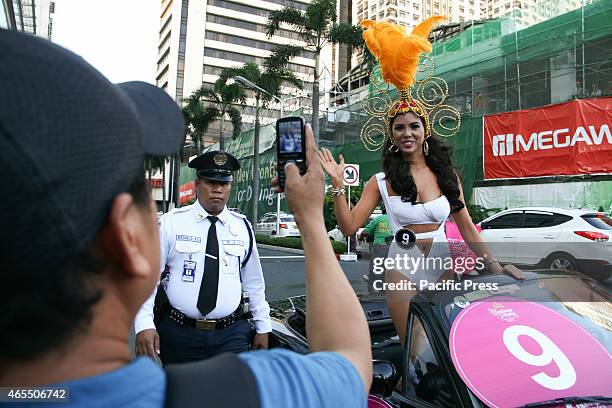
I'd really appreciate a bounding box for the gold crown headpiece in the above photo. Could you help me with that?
[359,17,461,151]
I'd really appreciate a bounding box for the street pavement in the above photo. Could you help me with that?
[259,246,369,300]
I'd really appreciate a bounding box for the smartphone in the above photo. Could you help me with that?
[276,116,306,191]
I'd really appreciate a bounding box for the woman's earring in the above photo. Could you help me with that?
[389,140,399,153]
[423,140,429,156]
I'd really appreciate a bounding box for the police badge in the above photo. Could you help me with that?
[214,152,228,166]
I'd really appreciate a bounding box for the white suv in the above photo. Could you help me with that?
[257,212,300,238]
[479,207,612,281]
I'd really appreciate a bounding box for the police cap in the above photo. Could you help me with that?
[188,150,240,182]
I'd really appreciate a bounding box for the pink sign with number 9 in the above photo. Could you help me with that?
[449,297,612,407]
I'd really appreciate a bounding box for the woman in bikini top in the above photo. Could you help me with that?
[319,110,524,345]
[319,17,524,346]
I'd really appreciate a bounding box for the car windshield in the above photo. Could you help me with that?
[280,216,294,222]
[440,276,611,345]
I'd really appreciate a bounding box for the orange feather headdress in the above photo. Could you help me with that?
[361,17,445,91]
[359,17,461,150]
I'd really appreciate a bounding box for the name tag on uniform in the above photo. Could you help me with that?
[176,235,201,243]
[182,260,197,282]
[222,240,244,246]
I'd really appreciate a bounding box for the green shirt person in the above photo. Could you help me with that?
[360,214,392,245]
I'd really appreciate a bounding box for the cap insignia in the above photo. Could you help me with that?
[214,153,228,166]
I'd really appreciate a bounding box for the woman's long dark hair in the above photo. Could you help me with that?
[382,113,465,213]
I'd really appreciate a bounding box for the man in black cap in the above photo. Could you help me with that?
[0,29,371,407]
[135,150,271,364]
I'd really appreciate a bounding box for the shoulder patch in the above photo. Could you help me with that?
[168,204,194,215]
[228,210,247,220]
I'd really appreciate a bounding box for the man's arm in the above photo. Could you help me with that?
[361,217,377,237]
[134,213,170,358]
[240,226,272,337]
[274,124,372,391]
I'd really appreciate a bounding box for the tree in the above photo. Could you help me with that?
[182,76,246,151]
[265,0,366,141]
[222,61,302,231]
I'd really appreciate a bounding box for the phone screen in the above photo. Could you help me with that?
[276,117,306,191]
[278,120,303,154]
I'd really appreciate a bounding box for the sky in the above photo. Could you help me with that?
[52,0,159,84]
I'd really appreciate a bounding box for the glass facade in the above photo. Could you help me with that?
[205,13,304,41]
[205,31,315,59]
[204,47,313,74]
[12,0,36,34]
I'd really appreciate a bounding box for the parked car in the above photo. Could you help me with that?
[268,270,612,407]
[328,210,383,254]
[479,207,612,281]
[257,212,300,238]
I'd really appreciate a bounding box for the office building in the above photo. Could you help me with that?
[480,0,585,28]
[354,0,481,28]
[1,0,55,38]
[156,0,329,146]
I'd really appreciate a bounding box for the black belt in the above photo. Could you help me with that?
[168,305,250,330]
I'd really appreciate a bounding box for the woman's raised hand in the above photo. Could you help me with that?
[318,148,345,187]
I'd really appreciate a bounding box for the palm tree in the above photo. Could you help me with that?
[181,98,213,155]
[265,0,366,141]
[221,61,302,231]
[182,76,246,151]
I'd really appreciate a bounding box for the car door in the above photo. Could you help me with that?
[266,215,276,236]
[513,211,563,265]
[386,311,466,408]
[479,212,524,263]
[259,215,271,235]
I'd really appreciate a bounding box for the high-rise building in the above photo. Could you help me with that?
[480,0,585,28]
[1,0,55,38]
[1,1,13,29]
[156,0,328,146]
[354,0,480,28]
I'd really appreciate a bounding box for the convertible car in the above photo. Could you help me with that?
[268,270,612,408]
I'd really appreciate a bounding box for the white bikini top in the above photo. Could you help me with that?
[375,172,450,235]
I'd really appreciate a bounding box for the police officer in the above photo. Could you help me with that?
[135,150,271,364]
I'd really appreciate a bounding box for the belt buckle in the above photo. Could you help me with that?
[195,319,216,330]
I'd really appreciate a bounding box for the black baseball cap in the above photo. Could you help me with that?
[189,150,240,182]
[0,29,185,270]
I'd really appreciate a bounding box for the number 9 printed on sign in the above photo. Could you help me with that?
[502,325,576,391]
[449,298,612,408]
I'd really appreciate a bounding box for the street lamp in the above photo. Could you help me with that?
[234,76,307,236]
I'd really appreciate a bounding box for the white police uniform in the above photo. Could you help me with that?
[135,200,271,335]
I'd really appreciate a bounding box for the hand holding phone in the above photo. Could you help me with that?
[276,117,307,191]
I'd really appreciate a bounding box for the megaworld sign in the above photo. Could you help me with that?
[484,98,612,179]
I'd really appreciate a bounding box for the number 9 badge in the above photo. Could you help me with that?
[395,228,416,250]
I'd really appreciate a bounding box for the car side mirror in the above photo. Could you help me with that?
[480,221,489,230]
[370,360,399,397]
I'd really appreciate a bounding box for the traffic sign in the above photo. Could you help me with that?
[343,164,360,186]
